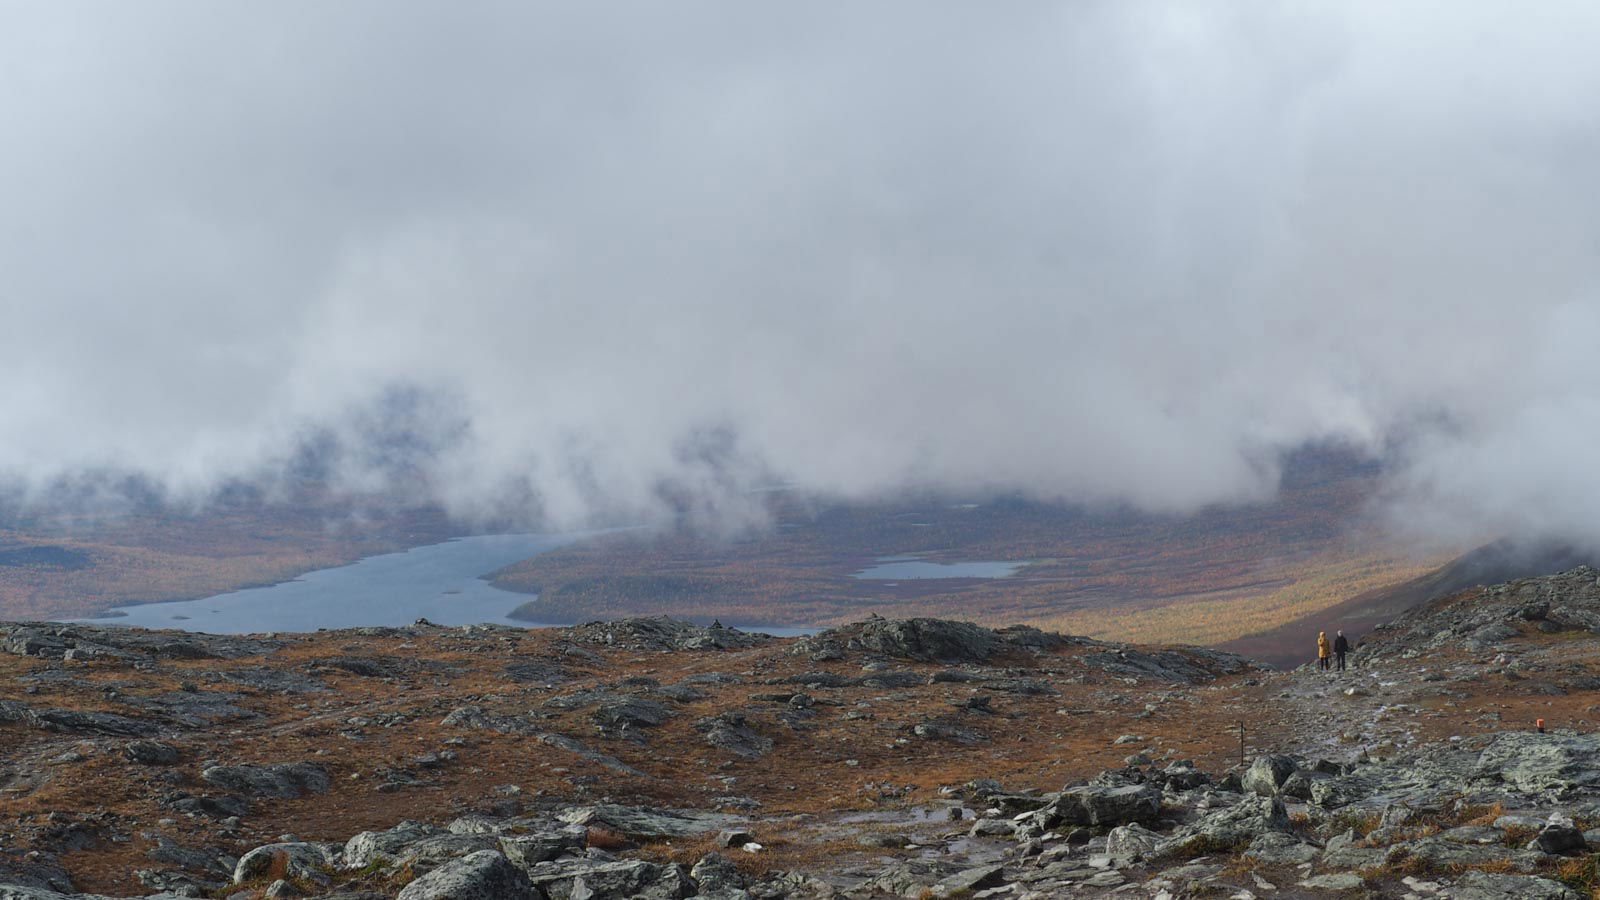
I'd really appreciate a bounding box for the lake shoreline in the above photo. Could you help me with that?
[61,530,816,638]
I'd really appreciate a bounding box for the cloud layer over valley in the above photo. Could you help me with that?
[3,2,1599,544]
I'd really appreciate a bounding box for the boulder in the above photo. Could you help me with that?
[555,804,737,839]
[523,857,694,899]
[689,852,746,896]
[694,713,772,759]
[1241,755,1297,797]
[591,696,671,733]
[123,740,182,766]
[1243,832,1318,865]
[931,865,1006,896]
[839,617,1003,663]
[1039,785,1161,828]
[497,830,586,867]
[395,850,536,900]
[1530,814,1588,854]
[202,763,330,799]
[1104,823,1163,861]
[1450,870,1583,899]
[233,843,340,885]
[1474,733,1600,794]
[1154,794,1290,859]
[389,835,502,872]
[343,822,449,869]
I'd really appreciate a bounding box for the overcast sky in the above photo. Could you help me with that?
[1,2,1598,543]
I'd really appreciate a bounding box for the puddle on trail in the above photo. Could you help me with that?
[836,805,974,825]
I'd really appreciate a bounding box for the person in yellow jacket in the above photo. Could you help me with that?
[1317,631,1331,671]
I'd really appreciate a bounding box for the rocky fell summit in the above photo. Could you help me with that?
[3,572,1600,897]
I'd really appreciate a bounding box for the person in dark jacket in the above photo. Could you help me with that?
[1334,630,1350,671]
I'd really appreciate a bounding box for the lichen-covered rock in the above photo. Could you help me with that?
[1475,732,1600,795]
[523,857,694,899]
[497,829,586,868]
[823,617,1003,663]
[1104,822,1163,861]
[233,842,340,885]
[395,850,536,900]
[343,822,449,869]
[202,762,329,798]
[1241,755,1298,797]
[1449,870,1583,899]
[123,740,181,766]
[694,712,772,759]
[1154,794,1290,859]
[555,804,739,840]
[689,852,747,897]
[1038,785,1161,828]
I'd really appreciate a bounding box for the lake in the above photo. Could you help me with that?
[74,532,810,636]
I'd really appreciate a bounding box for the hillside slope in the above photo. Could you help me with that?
[1222,540,1595,668]
[5,589,1600,897]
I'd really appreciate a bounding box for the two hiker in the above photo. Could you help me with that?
[1316,630,1350,671]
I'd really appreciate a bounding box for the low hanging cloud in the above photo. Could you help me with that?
[1,2,1599,542]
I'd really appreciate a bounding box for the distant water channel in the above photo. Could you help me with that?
[73,533,810,637]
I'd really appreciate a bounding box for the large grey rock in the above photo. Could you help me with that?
[1243,831,1318,865]
[0,888,77,900]
[29,707,159,736]
[591,696,671,734]
[1039,785,1161,828]
[1450,870,1583,899]
[497,830,586,867]
[1241,755,1297,797]
[1299,873,1366,891]
[233,843,340,885]
[523,857,694,899]
[689,852,747,897]
[1475,732,1600,795]
[855,861,959,898]
[440,706,537,736]
[343,822,449,869]
[202,762,330,798]
[1104,823,1163,861]
[1154,794,1290,859]
[1530,814,1588,854]
[390,835,502,872]
[826,617,1003,663]
[694,713,772,759]
[1280,769,1328,800]
[1393,836,1544,872]
[0,622,280,661]
[395,850,536,900]
[145,837,236,877]
[555,804,738,839]
[931,865,1005,895]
